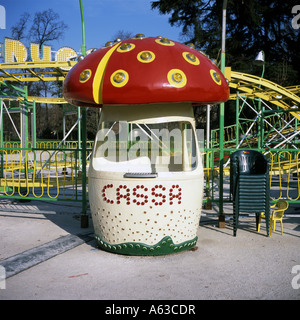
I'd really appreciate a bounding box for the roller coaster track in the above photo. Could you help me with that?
[0,61,76,104]
[0,62,299,113]
[0,61,76,83]
[0,62,299,202]
[202,69,300,152]
[228,70,300,120]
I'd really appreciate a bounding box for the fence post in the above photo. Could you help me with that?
[80,107,88,228]
[79,0,88,228]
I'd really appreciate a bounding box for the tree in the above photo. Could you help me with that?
[28,9,68,130]
[11,12,30,41]
[28,9,68,47]
[112,30,133,41]
[152,0,300,127]
[152,0,213,45]
[10,9,68,136]
[151,0,300,86]
[151,0,300,129]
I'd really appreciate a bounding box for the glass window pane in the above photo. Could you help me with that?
[94,120,198,172]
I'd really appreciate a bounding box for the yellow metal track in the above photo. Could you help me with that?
[228,70,300,120]
[1,63,298,202]
[0,61,77,83]
[0,62,299,117]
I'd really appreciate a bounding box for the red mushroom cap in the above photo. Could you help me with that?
[63,36,229,107]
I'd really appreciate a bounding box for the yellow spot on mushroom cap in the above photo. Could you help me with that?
[134,33,146,39]
[183,52,200,65]
[155,38,175,46]
[79,69,92,83]
[210,69,222,85]
[117,43,136,53]
[167,69,187,88]
[137,51,156,63]
[110,69,129,87]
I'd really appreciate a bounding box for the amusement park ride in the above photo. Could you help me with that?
[0,1,299,253]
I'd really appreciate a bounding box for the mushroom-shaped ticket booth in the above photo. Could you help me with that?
[63,35,229,255]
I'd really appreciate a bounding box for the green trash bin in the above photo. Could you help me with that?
[230,150,270,237]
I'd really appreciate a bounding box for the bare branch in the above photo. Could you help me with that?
[11,12,30,40]
[28,8,68,47]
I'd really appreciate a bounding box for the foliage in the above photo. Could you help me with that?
[151,0,300,129]
[151,0,300,86]
[8,9,75,140]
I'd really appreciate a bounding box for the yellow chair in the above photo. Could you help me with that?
[257,200,289,236]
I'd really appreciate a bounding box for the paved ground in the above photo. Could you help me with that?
[0,198,299,300]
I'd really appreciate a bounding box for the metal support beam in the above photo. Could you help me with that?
[20,102,26,158]
[79,0,88,228]
[218,0,228,228]
[32,101,36,149]
[239,94,298,149]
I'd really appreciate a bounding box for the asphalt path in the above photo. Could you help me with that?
[0,198,299,300]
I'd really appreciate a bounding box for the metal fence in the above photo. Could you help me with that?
[202,148,300,204]
[0,146,88,202]
[1,143,299,208]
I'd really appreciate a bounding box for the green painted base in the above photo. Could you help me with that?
[95,235,198,256]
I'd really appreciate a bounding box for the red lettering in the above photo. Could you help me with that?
[132,185,149,206]
[151,185,166,206]
[101,184,182,206]
[101,184,114,204]
[169,184,182,205]
[116,185,130,205]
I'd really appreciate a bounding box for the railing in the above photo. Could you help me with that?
[202,148,300,204]
[268,150,300,202]
[2,140,94,150]
[1,144,299,207]
[0,147,89,202]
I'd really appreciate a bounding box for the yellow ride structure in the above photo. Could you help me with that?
[0,58,299,205]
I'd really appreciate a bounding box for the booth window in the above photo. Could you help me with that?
[94,120,198,173]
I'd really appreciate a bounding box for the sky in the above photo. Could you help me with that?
[0,0,183,54]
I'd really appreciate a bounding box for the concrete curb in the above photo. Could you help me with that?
[0,233,94,278]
